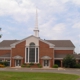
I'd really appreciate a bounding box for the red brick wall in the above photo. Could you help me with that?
[55,50,73,54]
[39,41,54,67]
[11,41,26,67]
[0,50,10,56]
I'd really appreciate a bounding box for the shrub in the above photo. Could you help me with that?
[3,61,9,66]
[21,63,27,67]
[0,64,5,68]
[74,63,80,68]
[37,64,42,68]
[29,63,34,66]
[53,64,58,68]
[0,61,9,67]
[63,54,76,68]
[27,64,30,68]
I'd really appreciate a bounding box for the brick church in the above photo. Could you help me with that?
[0,11,80,68]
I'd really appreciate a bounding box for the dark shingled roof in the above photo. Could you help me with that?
[46,40,75,47]
[0,40,19,47]
[0,40,75,48]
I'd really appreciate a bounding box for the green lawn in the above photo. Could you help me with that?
[0,71,79,80]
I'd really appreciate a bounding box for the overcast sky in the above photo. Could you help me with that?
[0,0,80,53]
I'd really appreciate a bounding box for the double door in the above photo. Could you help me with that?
[15,60,21,67]
[43,60,49,67]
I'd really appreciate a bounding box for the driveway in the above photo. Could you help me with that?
[0,67,80,75]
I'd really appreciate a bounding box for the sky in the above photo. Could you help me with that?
[0,0,80,53]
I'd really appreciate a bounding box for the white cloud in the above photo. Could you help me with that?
[72,0,80,5]
[40,20,66,39]
[0,0,36,22]
[52,23,66,33]
[72,22,80,28]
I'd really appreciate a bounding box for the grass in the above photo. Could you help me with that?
[0,71,79,80]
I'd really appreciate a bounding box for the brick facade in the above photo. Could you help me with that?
[0,50,10,56]
[11,41,26,67]
[55,50,73,54]
[0,37,76,68]
[39,41,54,67]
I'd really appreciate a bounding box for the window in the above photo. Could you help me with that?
[26,42,39,63]
[26,48,28,62]
[36,48,38,62]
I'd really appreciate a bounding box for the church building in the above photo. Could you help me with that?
[0,10,80,68]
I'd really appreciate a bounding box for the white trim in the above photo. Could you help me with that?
[28,47,29,63]
[41,56,52,59]
[38,47,39,63]
[54,58,80,60]
[10,35,55,49]
[11,48,12,67]
[53,48,54,65]
[25,46,39,63]
[0,47,11,50]
[54,58,63,60]
[54,47,74,50]
[9,60,11,67]
[35,47,36,63]
[39,39,55,48]
[15,60,21,67]
[43,60,50,68]
[25,47,26,63]
[13,55,23,59]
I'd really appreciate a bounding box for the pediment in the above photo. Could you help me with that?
[41,56,52,59]
[13,55,23,59]
[10,35,55,48]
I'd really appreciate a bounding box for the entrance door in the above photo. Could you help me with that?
[43,60,49,67]
[15,60,21,67]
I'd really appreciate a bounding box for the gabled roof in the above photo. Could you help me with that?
[0,40,19,47]
[46,40,75,47]
[0,36,75,48]
[10,35,55,48]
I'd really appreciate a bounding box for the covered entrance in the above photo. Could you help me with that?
[13,55,23,67]
[15,60,21,67]
[41,56,52,68]
[43,60,49,67]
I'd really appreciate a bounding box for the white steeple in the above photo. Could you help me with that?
[34,8,39,37]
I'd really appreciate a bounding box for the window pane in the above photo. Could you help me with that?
[36,48,38,62]
[26,48,28,62]
[30,43,35,47]
[29,47,35,62]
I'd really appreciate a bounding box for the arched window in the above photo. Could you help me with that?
[26,42,39,63]
[29,43,35,62]
[29,43,35,47]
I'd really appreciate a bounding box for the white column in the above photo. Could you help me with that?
[35,47,36,63]
[28,47,29,63]
[38,47,39,63]
[25,47,26,63]
[10,60,11,67]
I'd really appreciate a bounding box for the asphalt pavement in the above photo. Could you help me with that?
[0,67,80,75]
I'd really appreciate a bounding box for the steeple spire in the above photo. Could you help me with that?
[34,8,39,37]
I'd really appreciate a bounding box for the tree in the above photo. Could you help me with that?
[63,54,76,68]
